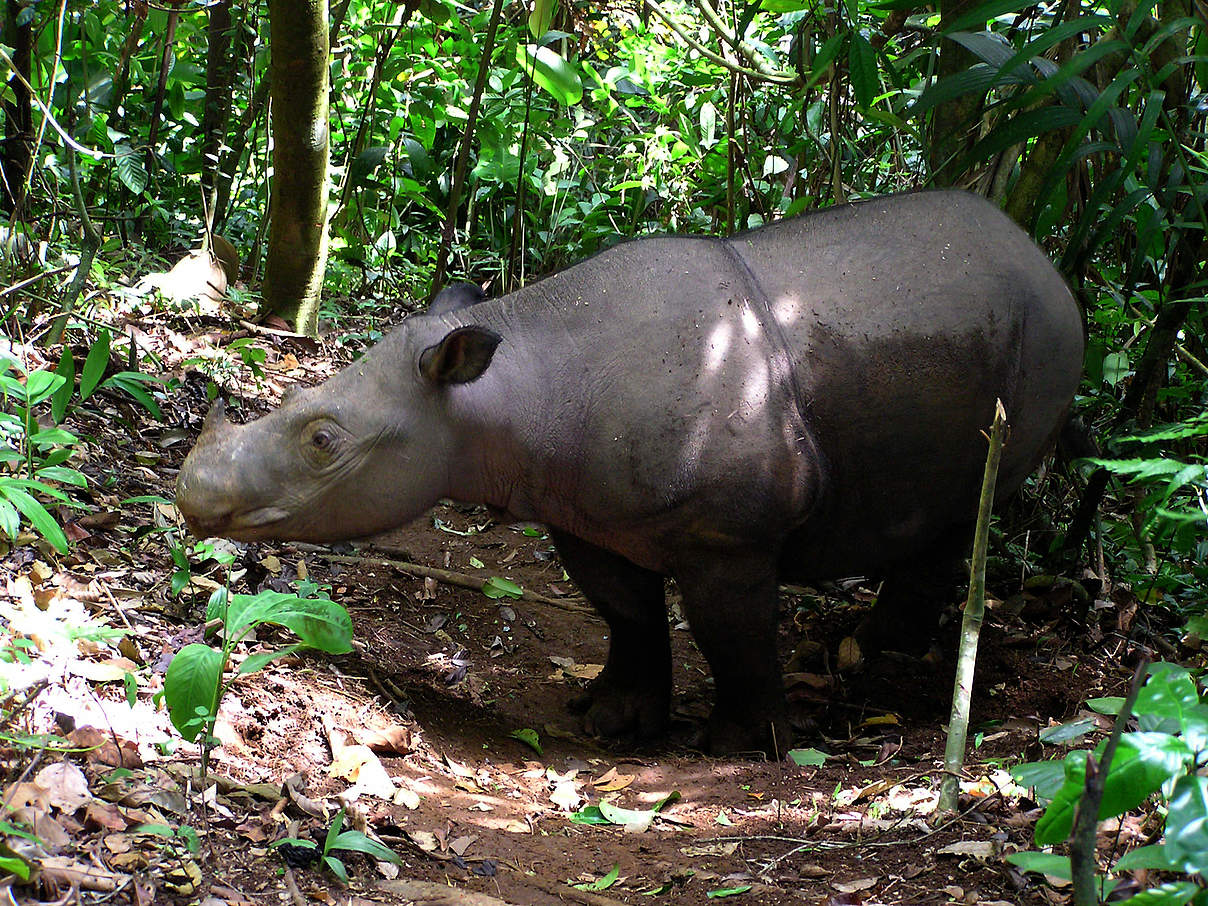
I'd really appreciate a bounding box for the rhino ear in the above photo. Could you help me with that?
[419,326,502,385]
[428,281,486,316]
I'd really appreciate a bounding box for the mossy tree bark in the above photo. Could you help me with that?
[264,0,329,337]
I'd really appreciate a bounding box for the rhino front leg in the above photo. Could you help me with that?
[675,550,788,756]
[550,530,672,741]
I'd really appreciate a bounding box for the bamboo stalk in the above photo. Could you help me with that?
[939,399,1007,814]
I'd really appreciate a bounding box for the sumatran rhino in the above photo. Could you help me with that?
[175,190,1084,754]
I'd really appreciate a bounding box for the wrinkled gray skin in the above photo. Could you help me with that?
[176,191,1084,754]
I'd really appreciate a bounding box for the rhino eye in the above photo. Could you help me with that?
[301,420,343,464]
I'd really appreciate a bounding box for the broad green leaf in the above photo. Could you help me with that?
[28,427,78,447]
[164,644,224,742]
[848,32,879,109]
[1086,696,1125,714]
[34,466,87,487]
[51,347,75,424]
[1166,774,1208,875]
[482,576,523,599]
[348,146,389,189]
[529,0,554,39]
[569,805,611,825]
[225,592,353,653]
[1115,844,1182,872]
[115,146,148,195]
[707,886,752,898]
[1039,716,1097,744]
[517,44,582,106]
[1035,736,1191,845]
[510,727,543,755]
[23,371,64,406]
[788,748,828,766]
[1006,851,1071,879]
[1116,881,1202,906]
[80,331,111,400]
[572,864,620,891]
[238,645,302,676]
[1,486,68,553]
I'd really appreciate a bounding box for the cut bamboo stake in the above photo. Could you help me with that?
[939,399,1007,814]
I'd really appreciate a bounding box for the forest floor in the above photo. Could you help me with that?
[1,312,1171,905]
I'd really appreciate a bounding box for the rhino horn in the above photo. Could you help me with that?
[198,398,230,440]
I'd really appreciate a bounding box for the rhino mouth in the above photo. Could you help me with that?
[185,505,292,540]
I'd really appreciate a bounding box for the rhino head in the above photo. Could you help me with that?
[175,324,502,543]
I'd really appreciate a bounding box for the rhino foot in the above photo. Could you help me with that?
[699,703,791,758]
[568,672,670,741]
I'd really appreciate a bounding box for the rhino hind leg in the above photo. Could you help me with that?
[550,531,672,741]
[675,550,789,757]
[857,529,969,656]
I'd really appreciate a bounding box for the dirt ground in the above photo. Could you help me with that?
[2,320,1167,906]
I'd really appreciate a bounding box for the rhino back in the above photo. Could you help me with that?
[439,191,1080,576]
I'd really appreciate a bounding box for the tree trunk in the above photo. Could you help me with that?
[1,0,33,216]
[264,0,330,337]
[928,0,982,186]
[146,3,181,174]
[202,0,236,205]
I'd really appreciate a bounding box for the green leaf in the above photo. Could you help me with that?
[1115,844,1182,872]
[1039,716,1098,744]
[35,466,87,487]
[1115,881,1202,906]
[114,145,148,195]
[238,645,302,676]
[102,373,164,420]
[482,576,523,600]
[324,854,350,884]
[23,371,65,406]
[529,0,554,39]
[707,886,752,898]
[942,0,1044,33]
[1086,696,1125,715]
[1,486,68,553]
[572,864,620,891]
[28,427,79,447]
[226,592,353,653]
[517,44,582,105]
[510,727,543,755]
[0,499,19,540]
[0,854,30,880]
[51,347,75,424]
[1005,851,1071,879]
[569,805,611,825]
[788,748,828,766]
[80,331,111,400]
[1166,774,1208,875]
[1034,736,1192,845]
[330,829,403,864]
[163,644,224,742]
[847,32,879,108]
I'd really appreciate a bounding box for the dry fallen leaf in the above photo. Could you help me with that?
[593,767,635,792]
[831,877,878,894]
